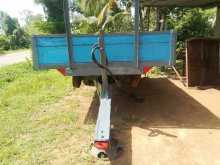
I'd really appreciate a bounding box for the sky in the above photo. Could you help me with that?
[0,0,44,23]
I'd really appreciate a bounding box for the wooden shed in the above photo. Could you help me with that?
[186,38,220,87]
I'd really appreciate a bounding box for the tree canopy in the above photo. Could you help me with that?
[0,11,19,35]
[141,0,220,7]
[0,11,30,50]
[34,0,65,33]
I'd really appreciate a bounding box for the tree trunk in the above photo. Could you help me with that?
[160,13,165,31]
[146,7,151,31]
[155,8,160,31]
[140,8,144,31]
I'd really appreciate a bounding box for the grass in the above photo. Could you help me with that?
[0,62,107,165]
[147,60,185,79]
[0,49,29,56]
[0,62,73,164]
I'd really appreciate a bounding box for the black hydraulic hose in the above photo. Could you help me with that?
[91,43,144,102]
[91,44,115,78]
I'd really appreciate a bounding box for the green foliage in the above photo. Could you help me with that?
[0,35,10,50]
[73,21,99,34]
[0,11,31,51]
[22,11,45,35]
[32,0,130,34]
[33,21,65,34]
[74,0,132,33]
[0,31,30,51]
[10,28,30,49]
[97,0,121,28]
[34,0,65,34]
[167,8,215,51]
[78,0,109,17]
[147,67,165,78]
[24,12,62,35]
[72,13,133,34]
[104,12,133,32]
[21,10,59,35]
[1,14,19,35]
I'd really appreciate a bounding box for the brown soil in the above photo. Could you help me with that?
[50,78,220,165]
[84,78,220,165]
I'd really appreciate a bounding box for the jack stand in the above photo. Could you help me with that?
[91,30,122,159]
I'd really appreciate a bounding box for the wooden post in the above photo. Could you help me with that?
[186,42,189,87]
[218,42,220,75]
[215,7,220,38]
[215,7,220,75]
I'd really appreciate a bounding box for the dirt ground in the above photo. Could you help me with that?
[82,77,220,165]
[49,77,220,165]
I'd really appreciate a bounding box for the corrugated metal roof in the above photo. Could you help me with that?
[141,0,220,7]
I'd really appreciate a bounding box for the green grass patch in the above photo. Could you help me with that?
[147,60,185,78]
[0,62,75,164]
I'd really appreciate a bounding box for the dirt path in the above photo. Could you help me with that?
[47,78,220,165]
[0,50,31,67]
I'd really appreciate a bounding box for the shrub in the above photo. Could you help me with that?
[0,35,10,50]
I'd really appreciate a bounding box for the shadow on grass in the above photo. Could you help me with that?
[84,78,220,165]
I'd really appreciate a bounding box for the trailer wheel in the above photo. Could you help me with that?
[91,146,108,159]
[72,76,81,88]
[83,79,95,86]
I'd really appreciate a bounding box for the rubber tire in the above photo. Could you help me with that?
[83,79,95,86]
[97,152,108,159]
[72,76,81,88]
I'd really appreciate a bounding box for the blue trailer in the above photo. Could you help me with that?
[33,32,176,75]
[32,0,177,158]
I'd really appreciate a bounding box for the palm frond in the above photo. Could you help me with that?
[97,0,120,28]
[78,0,109,16]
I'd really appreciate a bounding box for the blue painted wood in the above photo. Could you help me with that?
[33,31,176,68]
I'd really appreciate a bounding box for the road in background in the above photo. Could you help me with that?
[0,51,31,67]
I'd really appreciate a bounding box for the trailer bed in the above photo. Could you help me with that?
[32,31,176,76]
